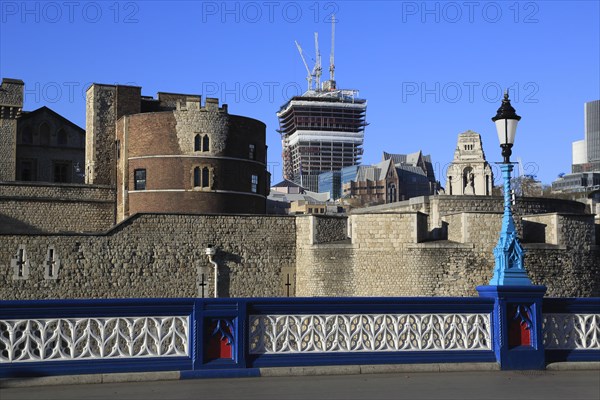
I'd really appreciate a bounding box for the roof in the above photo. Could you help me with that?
[272,179,306,189]
[383,151,426,166]
[383,150,436,182]
[267,191,329,204]
[18,106,85,133]
[355,159,392,182]
[397,165,427,176]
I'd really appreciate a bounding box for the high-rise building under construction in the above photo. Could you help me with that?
[277,19,367,192]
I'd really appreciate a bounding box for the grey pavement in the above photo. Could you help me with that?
[2,370,600,400]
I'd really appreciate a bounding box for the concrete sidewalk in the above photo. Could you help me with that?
[2,362,598,389]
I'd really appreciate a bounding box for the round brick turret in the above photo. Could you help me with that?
[115,97,268,219]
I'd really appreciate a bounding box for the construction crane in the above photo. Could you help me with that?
[313,32,322,90]
[329,14,336,83]
[295,40,313,91]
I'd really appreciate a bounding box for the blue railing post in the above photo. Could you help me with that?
[477,285,547,369]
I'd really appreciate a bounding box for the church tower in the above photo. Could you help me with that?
[446,131,494,196]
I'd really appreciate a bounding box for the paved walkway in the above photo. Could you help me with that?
[2,370,600,400]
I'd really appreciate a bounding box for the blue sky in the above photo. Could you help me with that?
[1,0,599,185]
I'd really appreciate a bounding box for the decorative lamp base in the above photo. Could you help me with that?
[477,285,547,370]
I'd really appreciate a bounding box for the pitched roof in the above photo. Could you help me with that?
[19,106,85,133]
[397,165,427,176]
[383,151,424,166]
[272,179,306,189]
[355,159,392,182]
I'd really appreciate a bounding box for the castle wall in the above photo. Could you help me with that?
[0,182,115,234]
[359,195,588,238]
[1,198,597,300]
[296,211,600,298]
[0,214,296,300]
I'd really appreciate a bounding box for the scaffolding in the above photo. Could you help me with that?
[277,90,367,192]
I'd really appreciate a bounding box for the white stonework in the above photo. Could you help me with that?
[446,131,494,196]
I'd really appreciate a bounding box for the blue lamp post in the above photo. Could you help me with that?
[489,91,531,286]
[477,92,547,370]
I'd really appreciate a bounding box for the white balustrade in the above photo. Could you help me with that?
[543,314,600,350]
[0,316,189,363]
[249,313,491,354]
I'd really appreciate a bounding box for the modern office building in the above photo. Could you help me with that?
[553,100,600,192]
[585,100,600,165]
[318,165,360,200]
[277,22,367,192]
[277,89,367,192]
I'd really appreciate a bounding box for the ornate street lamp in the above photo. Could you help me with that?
[477,93,546,370]
[489,91,532,285]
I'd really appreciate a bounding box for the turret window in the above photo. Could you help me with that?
[202,167,210,187]
[134,169,146,190]
[251,174,258,193]
[194,134,210,152]
[193,166,212,189]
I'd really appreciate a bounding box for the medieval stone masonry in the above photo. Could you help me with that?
[0,195,598,300]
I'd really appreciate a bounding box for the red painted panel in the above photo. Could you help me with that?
[204,321,233,361]
[508,306,531,348]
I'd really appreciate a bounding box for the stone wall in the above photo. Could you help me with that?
[1,200,597,300]
[86,84,141,186]
[296,210,600,298]
[0,214,296,300]
[352,213,424,246]
[358,195,587,238]
[313,215,348,243]
[445,212,503,244]
[522,214,558,244]
[0,182,115,233]
[0,78,24,181]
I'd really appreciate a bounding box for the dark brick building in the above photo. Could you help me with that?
[0,78,85,184]
[17,106,85,183]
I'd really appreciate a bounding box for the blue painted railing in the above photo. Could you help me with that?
[0,296,598,378]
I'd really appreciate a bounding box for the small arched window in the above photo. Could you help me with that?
[194,134,201,151]
[39,122,50,145]
[57,129,68,146]
[202,135,210,152]
[193,167,201,187]
[202,167,210,188]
